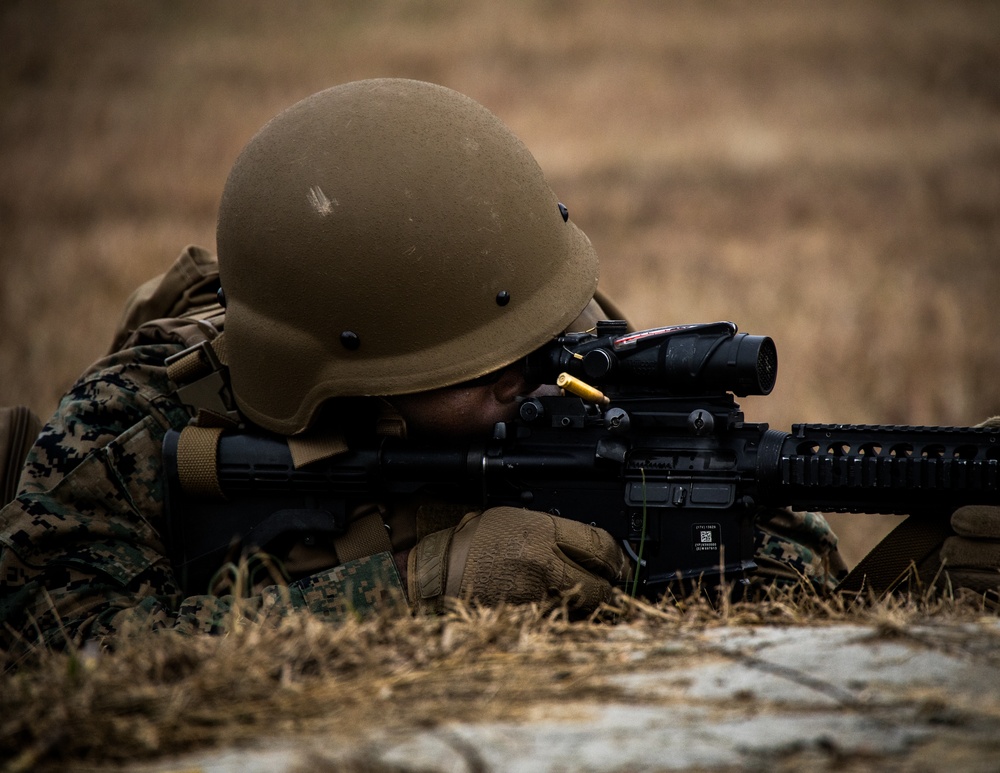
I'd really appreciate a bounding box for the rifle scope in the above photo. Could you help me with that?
[524,321,777,397]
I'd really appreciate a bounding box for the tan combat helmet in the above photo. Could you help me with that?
[217,78,599,435]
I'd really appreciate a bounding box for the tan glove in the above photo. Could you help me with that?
[935,415,1000,596]
[407,506,630,612]
[939,505,1000,595]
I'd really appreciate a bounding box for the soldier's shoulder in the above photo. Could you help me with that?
[59,341,190,426]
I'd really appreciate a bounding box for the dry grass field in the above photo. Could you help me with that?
[2,2,999,560]
[2,3,1000,769]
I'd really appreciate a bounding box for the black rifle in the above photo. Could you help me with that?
[162,321,1000,596]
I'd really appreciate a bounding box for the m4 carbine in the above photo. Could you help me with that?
[163,321,1000,596]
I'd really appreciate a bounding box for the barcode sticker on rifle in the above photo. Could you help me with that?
[693,523,720,552]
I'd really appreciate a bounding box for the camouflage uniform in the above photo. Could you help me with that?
[0,338,407,653]
[755,508,847,589]
[0,335,847,653]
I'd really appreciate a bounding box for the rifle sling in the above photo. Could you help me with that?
[175,425,225,500]
[836,514,953,597]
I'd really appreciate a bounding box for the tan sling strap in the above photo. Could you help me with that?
[836,514,953,597]
[175,425,226,500]
[333,509,394,563]
[0,406,42,505]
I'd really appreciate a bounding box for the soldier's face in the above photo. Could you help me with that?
[390,362,557,438]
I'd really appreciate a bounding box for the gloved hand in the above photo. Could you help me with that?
[407,506,630,612]
[937,415,1000,596]
[939,505,1000,596]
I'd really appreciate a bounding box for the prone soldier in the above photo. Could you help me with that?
[1,79,996,653]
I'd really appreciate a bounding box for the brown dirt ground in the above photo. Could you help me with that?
[1,3,998,577]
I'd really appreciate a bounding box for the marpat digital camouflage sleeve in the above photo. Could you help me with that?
[0,343,405,655]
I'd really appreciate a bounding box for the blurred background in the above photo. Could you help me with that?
[2,0,998,565]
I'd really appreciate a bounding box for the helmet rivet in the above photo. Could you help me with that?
[558,202,569,222]
[340,331,361,350]
[495,290,511,307]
